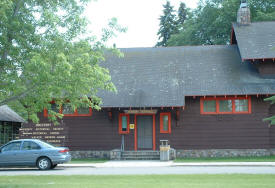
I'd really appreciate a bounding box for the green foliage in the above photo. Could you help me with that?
[177,2,188,31]
[264,96,275,104]
[167,0,275,46]
[264,96,275,125]
[156,1,190,47]
[263,116,275,125]
[156,1,178,47]
[0,0,124,123]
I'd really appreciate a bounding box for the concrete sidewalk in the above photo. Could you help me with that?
[59,161,275,168]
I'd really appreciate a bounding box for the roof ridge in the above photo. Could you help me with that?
[118,45,237,50]
[233,21,275,25]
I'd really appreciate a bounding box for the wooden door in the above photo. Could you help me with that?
[137,116,153,149]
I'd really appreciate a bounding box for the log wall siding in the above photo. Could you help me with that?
[257,61,275,76]
[36,96,273,151]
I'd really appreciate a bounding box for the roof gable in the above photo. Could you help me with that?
[232,22,275,60]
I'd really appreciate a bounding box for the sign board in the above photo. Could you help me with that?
[124,110,158,114]
[19,123,68,147]
[130,124,135,129]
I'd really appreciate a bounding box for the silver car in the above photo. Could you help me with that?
[0,139,71,170]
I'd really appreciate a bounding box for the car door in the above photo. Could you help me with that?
[0,141,22,166]
[19,141,41,165]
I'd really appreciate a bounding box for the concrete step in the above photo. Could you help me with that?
[122,153,160,156]
[121,150,160,160]
[122,151,160,153]
[121,157,160,160]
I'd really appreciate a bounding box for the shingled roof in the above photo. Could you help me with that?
[0,105,25,123]
[232,22,275,60]
[99,45,275,108]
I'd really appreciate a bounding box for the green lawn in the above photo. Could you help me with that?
[1,175,275,188]
[174,156,275,163]
[70,158,108,163]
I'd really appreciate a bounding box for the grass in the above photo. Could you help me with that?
[174,155,275,163]
[69,158,108,163]
[1,175,275,188]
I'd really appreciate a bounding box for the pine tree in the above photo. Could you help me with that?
[156,1,178,47]
[167,0,275,46]
[177,2,187,30]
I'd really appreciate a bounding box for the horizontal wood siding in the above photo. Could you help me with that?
[257,61,275,76]
[33,95,273,151]
[38,109,122,151]
[157,96,271,150]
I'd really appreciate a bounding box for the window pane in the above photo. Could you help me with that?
[22,141,41,150]
[162,115,169,131]
[203,100,216,112]
[62,104,74,114]
[235,99,248,112]
[77,107,90,114]
[51,103,59,113]
[2,142,21,152]
[219,100,232,112]
[122,116,127,131]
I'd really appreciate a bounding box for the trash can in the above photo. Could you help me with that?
[160,140,170,161]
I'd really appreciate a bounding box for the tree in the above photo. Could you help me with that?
[167,0,275,46]
[156,1,178,47]
[0,0,124,123]
[264,96,275,125]
[177,2,188,31]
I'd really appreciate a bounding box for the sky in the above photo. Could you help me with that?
[85,0,199,48]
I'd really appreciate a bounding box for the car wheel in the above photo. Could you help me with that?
[51,164,57,169]
[37,157,51,170]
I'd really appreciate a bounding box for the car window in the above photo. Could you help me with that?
[1,142,21,152]
[22,141,41,150]
[36,140,55,148]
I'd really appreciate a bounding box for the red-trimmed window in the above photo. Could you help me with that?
[160,112,171,133]
[44,103,92,117]
[200,96,251,114]
[119,113,130,134]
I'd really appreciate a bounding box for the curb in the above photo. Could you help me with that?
[59,162,275,168]
[59,164,97,168]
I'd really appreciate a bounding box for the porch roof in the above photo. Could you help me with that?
[0,105,25,123]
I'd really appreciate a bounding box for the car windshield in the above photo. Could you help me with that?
[36,140,55,148]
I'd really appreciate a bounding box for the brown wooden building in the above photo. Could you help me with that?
[20,3,275,159]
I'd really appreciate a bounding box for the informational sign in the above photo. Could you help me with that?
[19,123,68,147]
[124,110,158,114]
[130,124,135,129]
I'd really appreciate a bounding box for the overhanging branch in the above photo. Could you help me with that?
[0,85,36,106]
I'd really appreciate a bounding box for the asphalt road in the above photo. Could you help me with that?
[1,166,275,175]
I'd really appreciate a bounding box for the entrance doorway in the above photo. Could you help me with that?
[135,114,155,150]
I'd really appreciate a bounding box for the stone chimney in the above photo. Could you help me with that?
[237,0,251,25]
